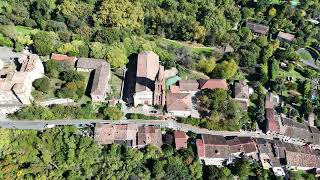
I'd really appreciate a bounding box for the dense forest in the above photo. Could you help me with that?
[1,0,320,128]
[0,126,202,179]
[1,126,307,180]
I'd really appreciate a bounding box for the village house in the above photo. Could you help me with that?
[94,124,163,148]
[94,123,138,147]
[233,80,250,110]
[76,58,111,102]
[136,126,162,148]
[196,134,258,166]
[280,117,313,143]
[264,92,281,136]
[174,131,188,150]
[246,21,270,36]
[0,54,44,104]
[198,79,228,90]
[50,53,76,62]
[177,80,199,93]
[133,51,165,107]
[166,92,193,117]
[277,31,295,42]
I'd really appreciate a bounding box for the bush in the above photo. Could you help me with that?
[103,106,123,120]
[60,71,84,82]
[32,77,50,93]
[14,42,24,52]
[0,33,13,47]
[127,113,159,120]
[32,31,60,56]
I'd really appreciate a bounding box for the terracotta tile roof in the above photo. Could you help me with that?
[235,99,249,111]
[202,134,226,145]
[226,137,257,154]
[199,79,228,90]
[178,80,199,92]
[266,108,280,133]
[234,80,249,99]
[166,93,192,112]
[170,85,180,93]
[94,123,138,146]
[282,117,313,142]
[20,54,38,72]
[196,139,205,157]
[277,31,295,41]
[51,53,76,61]
[246,21,270,35]
[137,126,162,147]
[135,51,160,92]
[174,131,188,150]
[204,145,231,159]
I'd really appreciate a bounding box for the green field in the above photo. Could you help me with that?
[15,26,38,35]
[161,38,214,55]
[297,49,313,61]
[109,73,123,99]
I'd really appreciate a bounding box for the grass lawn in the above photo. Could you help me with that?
[278,68,305,81]
[109,73,123,99]
[297,48,313,61]
[15,26,38,35]
[160,38,214,55]
[178,67,209,80]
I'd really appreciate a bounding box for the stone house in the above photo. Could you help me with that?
[277,32,295,42]
[76,58,111,102]
[134,51,165,107]
[0,54,44,104]
[246,21,270,36]
[174,131,188,150]
[166,93,193,117]
[233,80,250,110]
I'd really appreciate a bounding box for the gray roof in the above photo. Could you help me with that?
[91,63,110,96]
[76,58,110,97]
[179,80,199,91]
[234,80,249,99]
[76,58,106,69]
[246,22,270,35]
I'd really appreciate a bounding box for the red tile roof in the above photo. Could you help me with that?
[51,53,75,61]
[266,108,280,133]
[174,131,188,150]
[199,79,228,90]
[166,93,192,112]
[196,139,205,157]
[170,85,180,93]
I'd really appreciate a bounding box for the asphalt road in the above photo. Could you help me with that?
[0,119,281,141]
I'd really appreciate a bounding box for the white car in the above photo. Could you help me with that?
[44,124,55,128]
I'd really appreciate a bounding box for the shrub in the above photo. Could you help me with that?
[103,106,123,120]
[32,77,50,93]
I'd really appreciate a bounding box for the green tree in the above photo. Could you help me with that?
[197,57,216,74]
[32,77,50,93]
[105,45,128,68]
[32,31,60,56]
[103,106,123,120]
[90,42,108,59]
[268,7,277,17]
[213,59,238,80]
[94,0,144,28]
